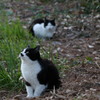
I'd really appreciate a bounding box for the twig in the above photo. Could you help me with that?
[53,86,56,94]
[50,87,66,100]
[95,61,100,68]
[50,91,66,99]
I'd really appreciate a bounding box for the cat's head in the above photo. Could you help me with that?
[19,46,40,62]
[44,18,56,31]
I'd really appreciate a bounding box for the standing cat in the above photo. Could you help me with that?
[28,18,56,39]
[19,46,61,98]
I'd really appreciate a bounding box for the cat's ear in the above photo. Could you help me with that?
[27,45,30,48]
[44,17,47,20]
[34,45,40,52]
[44,17,48,21]
[52,18,55,21]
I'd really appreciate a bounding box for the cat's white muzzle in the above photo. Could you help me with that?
[18,53,24,58]
[21,53,24,56]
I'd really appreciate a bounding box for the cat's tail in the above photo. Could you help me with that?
[54,79,61,89]
[28,21,35,36]
[47,78,61,90]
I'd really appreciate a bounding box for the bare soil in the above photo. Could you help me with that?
[0,0,100,100]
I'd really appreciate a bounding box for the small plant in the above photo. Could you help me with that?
[39,0,65,3]
[80,0,100,13]
[85,56,93,64]
[39,0,53,3]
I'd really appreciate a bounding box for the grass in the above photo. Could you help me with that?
[80,0,100,13]
[38,0,100,14]
[39,0,66,3]
[0,14,38,91]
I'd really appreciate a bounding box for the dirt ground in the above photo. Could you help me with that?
[0,0,100,100]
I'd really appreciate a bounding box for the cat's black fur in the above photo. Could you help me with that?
[38,59,61,90]
[44,18,55,27]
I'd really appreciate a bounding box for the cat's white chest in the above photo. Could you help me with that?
[21,61,41,88]
[33,23,45,37]
[33,23,55,38]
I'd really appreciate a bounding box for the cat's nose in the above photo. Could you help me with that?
[21,53,24,56]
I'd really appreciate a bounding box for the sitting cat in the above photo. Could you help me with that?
[28,18,56,39]
[19,46,61,98]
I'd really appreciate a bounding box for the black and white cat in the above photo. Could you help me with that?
[19,46,61,98]
[28,18,56,39]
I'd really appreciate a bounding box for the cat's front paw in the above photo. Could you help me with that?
[26,95,35,99]
[19,76,24,81]
[26,94,40,99]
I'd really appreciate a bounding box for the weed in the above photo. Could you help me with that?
[0,15,37,91]
[39,0,66,3]
[80,0,100,13]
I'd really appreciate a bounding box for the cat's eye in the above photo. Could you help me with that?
[26,52,29,54]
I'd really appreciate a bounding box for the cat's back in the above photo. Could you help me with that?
[38,59,60,77]
[33,19,44,30]
[39,59,56,69]
[38,59,61,89]
[30,19,44,29]
[28,19,44,34]
[33,19,44,25]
